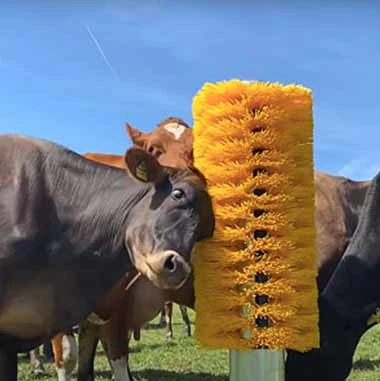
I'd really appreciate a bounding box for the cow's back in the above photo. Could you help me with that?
[0,135,54,256]
[314,170,369,290]
[84,153,125,169]
[0,134,50,184]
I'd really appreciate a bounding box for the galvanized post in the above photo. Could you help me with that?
[230,349,285,381]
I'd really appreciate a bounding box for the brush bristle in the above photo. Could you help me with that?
[193,79,319,351]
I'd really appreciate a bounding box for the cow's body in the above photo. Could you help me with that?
[0,133,213,381]
[286,172,375,381]
[313,171,369,290]
[77,272,194,381]
[0,135,134,351]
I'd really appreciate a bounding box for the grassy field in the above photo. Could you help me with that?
[17,308,380,381]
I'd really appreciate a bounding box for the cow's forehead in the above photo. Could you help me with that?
[168,167,207,191]
[163,122,187,141]
[153,117,191,144]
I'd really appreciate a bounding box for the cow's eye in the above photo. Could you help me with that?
[172,189,185,200]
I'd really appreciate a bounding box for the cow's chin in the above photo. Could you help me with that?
[130,249,191,290]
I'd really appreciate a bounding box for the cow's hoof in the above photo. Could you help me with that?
[184,326,191,337]
[32,368,46,378]
[165,334,173,342]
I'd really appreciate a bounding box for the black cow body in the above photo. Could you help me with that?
[0,134,214,380]
[0,135,138,349]
[286,171,380,381]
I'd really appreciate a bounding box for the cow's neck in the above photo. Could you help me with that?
[35,152,152,332]
[339,178,370,236]
[45,151,150,261]
[321,172,380,323]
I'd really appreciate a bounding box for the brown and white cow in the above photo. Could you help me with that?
[0,134,214,381]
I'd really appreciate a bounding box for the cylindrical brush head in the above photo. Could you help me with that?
[193,79,319,351]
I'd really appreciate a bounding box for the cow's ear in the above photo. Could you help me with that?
[124,148,166,184]
[125,123,147,148]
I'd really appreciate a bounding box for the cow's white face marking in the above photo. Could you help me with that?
[111,357,132,381]
[164,122,186,140]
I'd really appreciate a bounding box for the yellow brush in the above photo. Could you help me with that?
[192,79,319,354]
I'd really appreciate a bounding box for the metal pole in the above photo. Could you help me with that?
[230,349,285,381]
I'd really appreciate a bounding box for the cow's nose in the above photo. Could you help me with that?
[144,250,191,290]
[163,254,177,273]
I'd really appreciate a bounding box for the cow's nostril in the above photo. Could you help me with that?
[164,255,177,273]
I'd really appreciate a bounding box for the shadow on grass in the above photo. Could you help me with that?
[353,358,380,370]
[18,355,30,364]
[129,342,177,353]
[144,320,194,331]
[136,369,228,381]
[96,369,227,381]
[95,370,113,378]
[144,322,164,330]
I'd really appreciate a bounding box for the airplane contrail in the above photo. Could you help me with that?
[83,23,120,80]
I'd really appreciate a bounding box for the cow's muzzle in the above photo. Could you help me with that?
[143,250,191,290]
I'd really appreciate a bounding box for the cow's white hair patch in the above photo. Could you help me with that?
[62,334,78,374]
[111,357,132,381]
[57,367,70,381]
[164,122,186,140]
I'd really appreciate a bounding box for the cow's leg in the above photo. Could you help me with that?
[52,332,78,381]
[158,307,166,327]
[111,356,133,381]
[77,320,100,381]
[0,347,17,381]
[99,318,133,381]
[179,305,191,337]
[43,339,54,361]
[164,302,173,341]
[29,346,45,375]
[100,332,133,381]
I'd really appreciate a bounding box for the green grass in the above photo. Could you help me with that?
[16,309,380,380]
[348,325,380,381]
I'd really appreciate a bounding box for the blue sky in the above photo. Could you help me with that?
[0,1,379,180]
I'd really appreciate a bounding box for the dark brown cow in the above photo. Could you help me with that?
[287,171,380,381]
[40,118,196,381]
[0,134,214,381]
[127,117,195,342]
[77,118,196,381]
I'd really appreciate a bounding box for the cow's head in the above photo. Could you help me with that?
[123,147,214,290]
[126,117,194,169]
